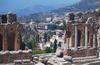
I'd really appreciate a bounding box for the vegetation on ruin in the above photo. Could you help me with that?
[32,47,53,54]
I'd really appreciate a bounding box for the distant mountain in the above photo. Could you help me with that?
[18,0,100,22]
[16,5,58,16]
[52,0,100,15]
[18,12,53,23]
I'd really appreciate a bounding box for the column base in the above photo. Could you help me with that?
[84,46,88,49]
[73,48,78,51]
[97,52,100,59]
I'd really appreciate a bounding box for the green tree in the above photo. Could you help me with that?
[27,37,37,50]
[44,32,48,43]
[63,20,67,30]
[53,39,57,52]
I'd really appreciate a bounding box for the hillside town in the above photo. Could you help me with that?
[0,7,100,65]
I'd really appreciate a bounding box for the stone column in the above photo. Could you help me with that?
[74,23,78,50]
[71,31,75,47]
[98,37,100,52]
[93,33,96,48]
[85,24,88,48]
[89,33,92,46]
[69,37,72,48]
[93,22,97,48]
[98,37,100,58]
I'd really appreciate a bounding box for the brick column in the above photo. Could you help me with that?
[3,27,8,51]
[14,25,21,51]
[14,32,20,51]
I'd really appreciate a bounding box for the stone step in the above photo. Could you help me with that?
[73,56,97,61]
[73,57,100,65]
[71,60,100,65]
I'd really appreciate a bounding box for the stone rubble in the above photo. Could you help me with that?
[47,56,71,65]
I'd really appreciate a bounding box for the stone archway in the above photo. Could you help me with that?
[0,34,3,51]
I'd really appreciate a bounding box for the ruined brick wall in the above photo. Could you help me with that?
[65,48,97,58]
[0,51,32,63]
[0,23,23,51]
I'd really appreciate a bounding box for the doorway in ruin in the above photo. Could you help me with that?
[8,33,15,51]
[0,34,3,51]
[77,30,81,47]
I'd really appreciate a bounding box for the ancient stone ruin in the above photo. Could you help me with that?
[64,9,100,57]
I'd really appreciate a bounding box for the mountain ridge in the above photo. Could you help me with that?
[18,0,100,22]
[52,0,100,15]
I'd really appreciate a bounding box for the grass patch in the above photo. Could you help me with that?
[32,47,53,54]
[32,50,46,54]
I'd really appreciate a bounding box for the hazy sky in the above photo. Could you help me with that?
[0,0,80,12]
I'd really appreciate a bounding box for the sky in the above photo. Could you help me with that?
[0,0,80,15]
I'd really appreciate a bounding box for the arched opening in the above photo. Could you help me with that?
[0,34,3,51]
[8,33,15,51]
[19,34,25,50]
[20,42,25,50]
[77,30,81,47]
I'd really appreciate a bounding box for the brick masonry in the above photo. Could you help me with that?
[0,51,32,63]
[64,48,97,58]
